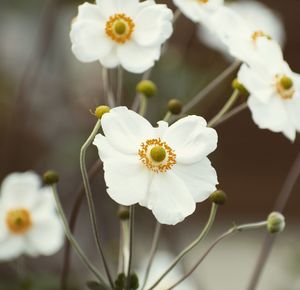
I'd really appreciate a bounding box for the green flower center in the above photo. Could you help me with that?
[150,146,166,163]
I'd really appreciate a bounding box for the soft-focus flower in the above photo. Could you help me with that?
[238,40,300,141]
[0,172,64,261]
[139,251,198,289]
[173,0,223,23]
[208,5,282,63]
[198,0,285,58]
[93,107,218,225]
[70,0,173,74]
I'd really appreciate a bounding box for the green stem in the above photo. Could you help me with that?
[51,184,107,285]
[163,111,172,122]
[147,203,218,290]
[80,120,114,288]
[208,89,239,127]
[139,95,148,116]
[117,66,123,106]
[126,206,135,290]
[168,221,268,289]
[102,67,115,107]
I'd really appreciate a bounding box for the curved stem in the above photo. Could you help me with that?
[208,89,239,127]
[141,222,162,290]
[102,67,115,107]
[169,221,268,289]
[147,203,218,290]
[139,95,148,116]
[80,120,114,288]
[163,111,172,122]
[51,184,107,285]
[126,206,135,290]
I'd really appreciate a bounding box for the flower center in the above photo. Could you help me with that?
[138,138,176,173]
[252,30,271,42]
[275,75,295,100]
[197,0,209,3]
[6,208,32,235]
[105,13,135,44]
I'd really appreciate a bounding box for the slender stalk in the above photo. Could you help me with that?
[139,95,148,116]
[247,151,300,290]
[147,203,218,290]
[126,206,135,290]
[51,184,107,285]
[117,66,123,105]
[180,60,241,116]
[102,67,115,107]
[163,111,172,122]
[141,223,162,290]
[208,89,239,127]
[173,9,182,24]
[169,221,268,289]
[80,120,114,288]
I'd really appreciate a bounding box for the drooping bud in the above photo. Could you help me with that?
[95,105,110,119]
[43,170,59,185]
[117,206,130,220]
[267,212,285,234]
[209,189,227,205]
[136,80,157,98]
[168,99,183,115]
[232,79,249,97]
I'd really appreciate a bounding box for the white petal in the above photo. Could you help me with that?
[173,158,218,203]
[99,46,120,68]
[1,172,41,210]
[101,107,154,154]
[163,116,218,164]
[70,20,113,63]
[146,172,195,225]
[173,0,202,22]
[117,42,161,73]
[0,235,25,261]
[284,94,300,132]
[133,4,173,47]
[77,2,106,22]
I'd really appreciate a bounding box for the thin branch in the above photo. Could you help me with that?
[126,206,135,290]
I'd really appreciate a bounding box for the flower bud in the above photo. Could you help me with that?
[115,273,126,290]
[168,99,183,115]
[130,273,139,290]
[43,170,59,185]
[136,80,157,98]
[267,212,285,234]
[209,189,227,205]
[117,206,130,220]
[232,79,249,97]
[95,105,110,119]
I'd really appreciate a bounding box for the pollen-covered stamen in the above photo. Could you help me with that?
[197,0,209,3]
[252,30,272,42]
[105,13,135,44]
[276,75,295,100]
[139,138,176,173]
[6,208,32,235]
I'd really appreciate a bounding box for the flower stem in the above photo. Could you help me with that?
[168,221,268,289]
[102,67,115,107]
[173,9,181,24]
[117,66,123,106]
[139,95,148,116]
[126,205,135,290]
[141,222,162,290]
[163,111,172,122]
[208,89,240,127]
[51,184,107,285]
[147,203,218,290]
[80,120,114,288]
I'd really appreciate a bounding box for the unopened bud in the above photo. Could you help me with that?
[130,273,139,290]
[267,212,285,234]
[168,99,183,115]
[232,79,249,97]
[43,170,59,185]
[136,80,157,98]
[209,190,227,205]
[115,273,126,290]
[94,105,110,119]
[117,206,130,220]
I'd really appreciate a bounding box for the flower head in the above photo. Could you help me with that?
[70,0,173,73]
[238,40,300,141]
[0,172,64,261]
[93,107,218,225]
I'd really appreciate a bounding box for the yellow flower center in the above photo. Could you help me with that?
[252,30,272,43]
[197,0,209,3]
[105,13,135,44]
[138,138,176,173]
[275,75,295,100]
[6,208,32,235]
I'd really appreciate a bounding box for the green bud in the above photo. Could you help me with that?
[168,99,183,115]
[117,207,130,220]
[95,105,110,119]
[136,80,157,98]
[43,170,59,185]
[130,273,139,290]
[115,273,126,290]
[280,76,293,90]
[209,190,227,205]
[232,79,249,97]
[267,212,285,234]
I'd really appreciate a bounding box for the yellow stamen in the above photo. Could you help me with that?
[105,13,135,44]
[252,30,271,42]
[197,0,209,3]
[6,208,32,235]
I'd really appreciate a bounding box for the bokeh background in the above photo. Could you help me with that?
[0,0,299,289]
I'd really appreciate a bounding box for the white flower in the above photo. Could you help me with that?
[173,0,223,23]
[139,251,198,289]
[198,0,285,58]
[238,40,300,141]
[0,172,64,261]
[93,107,218,225]
[70,0,173,74]
[208,5,282,63]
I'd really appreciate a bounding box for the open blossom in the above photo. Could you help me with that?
[173,0,223,23]
[70,0,173,74]
[198,0,285,58]
[0,172,64,261]
[238,40,300,141]
[93,107,218,225]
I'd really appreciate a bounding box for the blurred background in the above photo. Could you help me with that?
[0,0,299,289]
